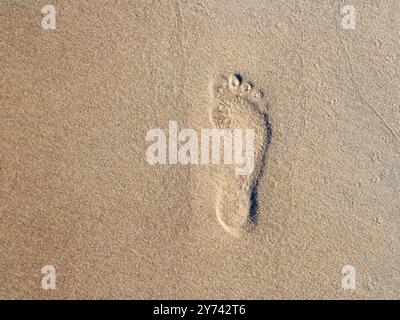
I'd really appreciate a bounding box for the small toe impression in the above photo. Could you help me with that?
[229,74,242,89]
[252,89,264,100]
[241,81,253,93]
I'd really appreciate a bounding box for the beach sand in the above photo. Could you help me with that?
[1,0,399,299]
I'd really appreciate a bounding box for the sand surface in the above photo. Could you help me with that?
[1,0,400,299]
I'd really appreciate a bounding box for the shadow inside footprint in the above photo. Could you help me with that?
[249,112,272,225]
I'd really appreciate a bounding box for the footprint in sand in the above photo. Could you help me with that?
[210,73,271,237]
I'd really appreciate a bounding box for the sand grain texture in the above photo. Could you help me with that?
[1,0,400,299]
